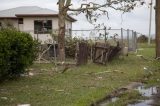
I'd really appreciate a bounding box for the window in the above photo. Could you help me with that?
[34,20,52,34]
[18,18,23,24]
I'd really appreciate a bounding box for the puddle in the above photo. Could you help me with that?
[136,86,158,97]
[128,100,153,106]
[99,97,119,106]
[91,83,158,106]
[128,85,158,106]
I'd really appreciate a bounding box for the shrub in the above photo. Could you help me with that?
[0,29,38,80]
[137,35,148,43]
[65,37,79,58]
[65,37,89,58]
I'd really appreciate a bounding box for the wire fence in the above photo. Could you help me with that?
[23,28,144,52]
[71,28,143,52]
[23,29,71,44]
[23,28,144,63]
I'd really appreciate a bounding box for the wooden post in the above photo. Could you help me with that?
[53,40,57,66]
[121,28,124,44]
[132,30,134,51]
[104,27,107,43]
[127,29,130,50]
[134,31,138,50]
[91,43,93,62]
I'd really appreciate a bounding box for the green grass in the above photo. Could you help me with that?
[0,43,159,106]
[138,43,155,48]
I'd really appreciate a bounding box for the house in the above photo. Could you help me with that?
[0,6,76,44]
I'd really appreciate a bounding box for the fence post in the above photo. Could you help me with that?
[127,29,129,49]
[104,27,107,43]
[121,28,123,44]
[134,31,138,51]
[132,30,134,51]
[91,43,93,62]
[53,40,57,66]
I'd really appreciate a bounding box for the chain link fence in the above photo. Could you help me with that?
[71,28,143,52]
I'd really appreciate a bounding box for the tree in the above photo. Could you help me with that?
[137,35,148,43]
[156,0,160,58]
[57,0,144,62]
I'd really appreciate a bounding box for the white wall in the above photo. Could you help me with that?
[0,17,73,44]
[23,17,72,44]
[23,17,54,44]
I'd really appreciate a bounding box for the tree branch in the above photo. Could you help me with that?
[65,0,71,7]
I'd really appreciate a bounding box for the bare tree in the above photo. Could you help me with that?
[57,0,144,62]
[156,0,160,58]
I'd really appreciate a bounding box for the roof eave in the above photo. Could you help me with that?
[0,14,77,22]
[0,17,17,19]
[16,14,77,22]
[67,15,77,22]
[15,14,58,17]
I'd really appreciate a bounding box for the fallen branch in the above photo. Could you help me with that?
[38,44,53,61]
[94,71,112,75]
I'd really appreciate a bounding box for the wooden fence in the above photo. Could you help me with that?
[76,42,88,65]
[93,42,121,65]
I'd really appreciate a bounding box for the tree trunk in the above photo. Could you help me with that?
[156,0,160,58]
[58,1,66,62]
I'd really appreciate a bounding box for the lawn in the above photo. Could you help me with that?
[0,44,159,106]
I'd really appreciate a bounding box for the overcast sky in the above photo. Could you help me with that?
[0,0,155,35]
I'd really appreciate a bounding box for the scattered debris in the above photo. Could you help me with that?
[40,69,48,71]
[55,89,65,92]
[113,70,124,73]
[136,55,143,57]
[97,77,103,79]
[28,72,34,76]
[1,97,8,100]
[83,70,124,76]
[94,71,112,75]
[20,74,28,77]
[20,72,34,77]
[155,57,160,60]
[17,104,31,106]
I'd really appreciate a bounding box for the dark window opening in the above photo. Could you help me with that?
[18,18,23,24]
[34,20,52,34]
